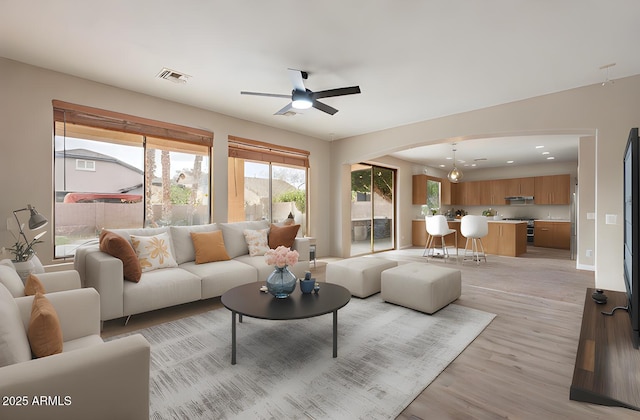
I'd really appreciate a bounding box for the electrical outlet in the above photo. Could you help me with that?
[586,249,593,258]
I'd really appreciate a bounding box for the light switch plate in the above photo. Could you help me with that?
[605,214,617,225]
[587,212,596,220]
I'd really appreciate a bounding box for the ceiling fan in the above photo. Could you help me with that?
[241,68,361,116]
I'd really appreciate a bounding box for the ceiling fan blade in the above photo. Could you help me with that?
[287,68,307,92]
[312,100,338,115]
[274,103,294,115]
[241,91,290,99]
[312,86,361,99]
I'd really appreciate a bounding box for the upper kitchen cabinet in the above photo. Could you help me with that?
[534,174,571,204]
[504,177,535,197]
[412,174,428,204]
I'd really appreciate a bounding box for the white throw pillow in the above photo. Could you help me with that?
[219,221,270,258]
[0,265,26,298]
[243,228,270,256]
[0,283,32,367]
[130,232,178,273]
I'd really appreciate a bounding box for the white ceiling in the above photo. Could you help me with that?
[390,134,581,171]
[1,1,639,168]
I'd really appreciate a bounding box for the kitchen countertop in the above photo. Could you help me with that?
[534,219,571,223]
[413,218,527,224]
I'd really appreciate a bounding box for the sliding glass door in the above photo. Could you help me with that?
[350,163,395,256]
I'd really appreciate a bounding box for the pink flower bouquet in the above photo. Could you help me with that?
[264,246,299,268]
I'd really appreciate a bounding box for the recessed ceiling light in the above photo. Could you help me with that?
[507,160,514,164]
[536,145,545,149]
[445,157,452,160]
[542,151,550,155]
[439,164,445,168]
[547,156,555,160]
[471,163,477,167]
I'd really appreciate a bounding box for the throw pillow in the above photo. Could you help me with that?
[190,230,231,264]
[24,274,46,296]
[99,230,142,282]
[28,293,63,358]
[0,265,26,298]
[268,224,300,249]
[0,283,32,367]
[130,232,178,272]
[243,228,270,256]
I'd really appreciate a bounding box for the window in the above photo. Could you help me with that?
[53,101,212,258]
[426,179,441,213]
[227,136,309,236]
[75,159,95,171]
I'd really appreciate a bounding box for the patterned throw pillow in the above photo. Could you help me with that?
[130,232,178,272]
[243,228,270,256]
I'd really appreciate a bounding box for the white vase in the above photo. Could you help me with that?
[12,259,36,283]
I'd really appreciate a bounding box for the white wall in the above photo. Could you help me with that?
[0,58,332,264]
[330,74,640,292]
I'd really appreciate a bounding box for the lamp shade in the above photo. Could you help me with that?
[28,207,48,230]
[447,167,463,183]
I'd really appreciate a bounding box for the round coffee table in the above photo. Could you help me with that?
[221,282,351,365]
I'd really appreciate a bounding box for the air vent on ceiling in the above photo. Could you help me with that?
[156,68,191,84]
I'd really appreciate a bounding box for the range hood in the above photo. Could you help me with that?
[505,196,535,205]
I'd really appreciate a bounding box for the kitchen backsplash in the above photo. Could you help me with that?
[416,204,571,220]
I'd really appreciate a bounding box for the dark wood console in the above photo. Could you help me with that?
[571,288,640,410]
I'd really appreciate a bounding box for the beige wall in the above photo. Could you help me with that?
[0,58,331,263]
[330,74,640,291]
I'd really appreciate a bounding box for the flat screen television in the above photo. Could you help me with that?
[623,127,640,348]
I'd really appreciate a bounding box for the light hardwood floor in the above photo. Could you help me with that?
[101,246,640,419]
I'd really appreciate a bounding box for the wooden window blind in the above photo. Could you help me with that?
[228,135,310,168]
[53,100,213,147]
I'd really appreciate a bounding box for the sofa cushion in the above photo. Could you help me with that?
[0,283,32,366]
[191,230,231,264]
[243,228,270,256]
[123,267,202,316]
[28,293,64,358]
[170,224,220,264]
[109,226,175,259]
[0,265,26,298]
[24,274,46,295]
[181,260,258,299]
[100,230,142,282]
[131,232,178,272]
[219,221,270,258]
[269,224,300,248]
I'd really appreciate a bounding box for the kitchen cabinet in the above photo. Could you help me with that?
[481,221,528,257]
[412,219,427,246]
[534,174,571,204]
[534,221,571,249]
[412,174,427,205]
[504,177,535,197]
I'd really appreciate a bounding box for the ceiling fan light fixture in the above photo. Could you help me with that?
[291,90,313,109]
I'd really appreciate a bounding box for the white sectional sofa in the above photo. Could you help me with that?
[74,221,309,322]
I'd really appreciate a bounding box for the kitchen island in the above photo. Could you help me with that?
[412,218,528,257]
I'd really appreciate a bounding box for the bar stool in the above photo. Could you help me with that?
[460,215,488,265]
[423,215,457,261]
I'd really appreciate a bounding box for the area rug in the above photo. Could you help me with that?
[111,295,495,419]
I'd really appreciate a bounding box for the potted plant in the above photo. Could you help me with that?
[7,231,46,281]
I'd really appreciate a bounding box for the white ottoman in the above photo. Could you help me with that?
[381,262,461,314]
[326,257,398,298]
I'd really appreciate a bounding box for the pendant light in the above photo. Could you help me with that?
[447,143,463,183]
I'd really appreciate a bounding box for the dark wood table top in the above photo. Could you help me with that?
[221,282,351,321]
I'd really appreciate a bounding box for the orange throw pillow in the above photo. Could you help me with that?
[28,293,63,358]
[268,224,300,249]
[24,274,46,296]
[190,230,231,264]
[99,230,142,282]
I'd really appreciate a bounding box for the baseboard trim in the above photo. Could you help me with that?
[576,263,595,271]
